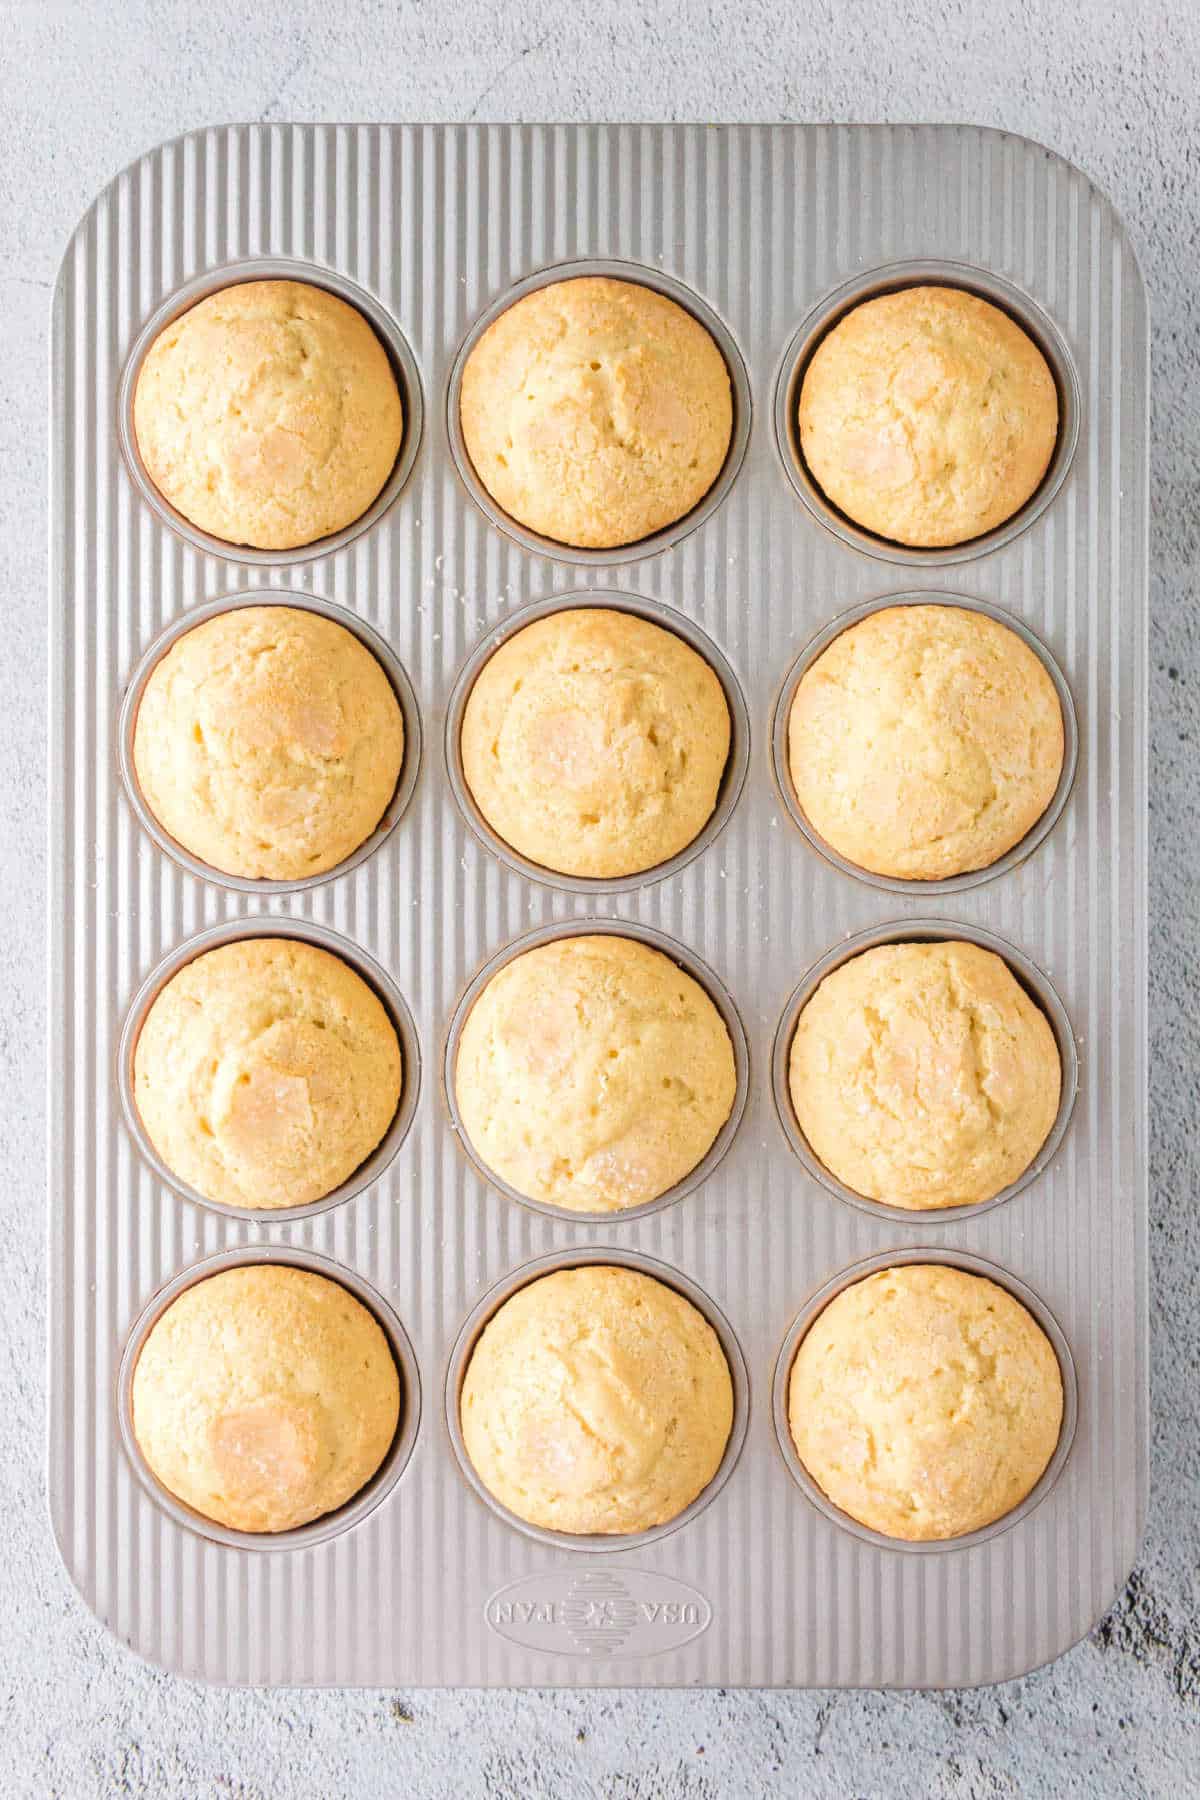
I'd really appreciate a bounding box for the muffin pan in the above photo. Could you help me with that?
[49,122,1147,1687]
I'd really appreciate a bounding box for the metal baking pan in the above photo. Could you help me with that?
[48,121,1148,1688]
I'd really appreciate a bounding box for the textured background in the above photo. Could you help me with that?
[3,1,1197,1794]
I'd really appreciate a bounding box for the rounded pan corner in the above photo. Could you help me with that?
[46,1480,91,1617]
[45,1483,167,1680]
[954,122,1150,307]
[53,1545,255,1686]
[52,122,247,311]
[956,1546,1150,1692]
[900,1480,1148,1691]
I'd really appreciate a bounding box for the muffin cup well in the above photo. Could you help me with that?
[119,589,422,896]
[446,256,752,566]
[443,917,750,1225]
[118,917,421,1223]
[445,589,750,895]
[773,258,1081,567]
[117,256,424,565]
[771,1246,1078,1555]
[770,590,1079,896]
[117,1245,421,1553]
[445,1245,750,1554]
[771,918,1079,1225]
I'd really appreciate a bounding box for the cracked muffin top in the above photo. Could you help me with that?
[133,1264,401,1534]
[460,607,731,878]
[787,603,1065,881]
[798,285,1058,547]
[134,937,402,1210]
[461,1265,733,1534]
[454,934,736,1214]
[788,1263,1063,1540]
[787,940,1061,1209]
[133,605,404,882]
[133,279,403,550]
[459,276,733,548]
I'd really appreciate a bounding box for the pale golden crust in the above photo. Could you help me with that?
[461,608,731,878]
[798,286,1058,547]
[454,935,736,1214]
[788,941,1060,1209]
[133,606,404,881]
[787,604,1065,880]
[460,277,733,548]
[132,1265,400,1533]
[134,938,402,1210]
[461,1266,733,1534]
[133,279,403,550]
[788,1264,1063,1541]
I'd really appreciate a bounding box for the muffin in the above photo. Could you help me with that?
[459,276,732,548]
[788,940,1060,1209]
[798,286,1058,547]
[454,934,736,1213]
[787,604,1065,880]
[133,937,402,1210]
[133,279,403,549]
[461,607,731,878]
[788,1264,1063,1540]
[132,1264,400,1533]
[460,1265,733,1534]
[133,605,404,881]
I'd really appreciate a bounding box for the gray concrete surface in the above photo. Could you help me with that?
[2,1,1197,1794]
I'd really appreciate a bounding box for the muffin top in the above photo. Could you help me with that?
[454,934,736,1214]
[133,279,403,550]
[788,1264,1063,1540]
[798,286,1058,547]
[133,605,404,882]
[459,276,732,549]
[132,1264,400,1533]
[461,608,731,878]
[787,604,1065,880]
[134,938,402,1210]
[461,1265,733,1535]
[788,940,1061,1209]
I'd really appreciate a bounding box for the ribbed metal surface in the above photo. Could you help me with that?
[48,123,1148,1688]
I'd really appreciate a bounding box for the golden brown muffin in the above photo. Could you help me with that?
[454,934,736,1213]
[133,279,403,549]
[788,940,1060,1209]
[459,276,732,548]
[787,604,1064,880]
[788,1264,1063,1540]
[132,1264,400,1533]
[134,938,402,1210]
[798,286,1058,547]
[461,1266,733,1534]
[460,607,731,878]
[133,605,404,881]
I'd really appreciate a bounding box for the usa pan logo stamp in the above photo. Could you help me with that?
[485,1569,712,1657]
